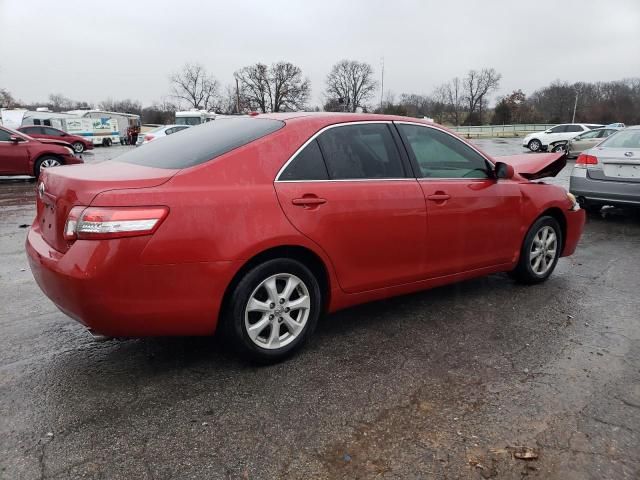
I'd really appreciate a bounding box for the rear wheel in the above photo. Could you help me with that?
[34,156,62,178]
[71,141,84,153]
[528,139,542,152]
[222,258,322,362]
[511,216,562,284]
[551,143,566,153]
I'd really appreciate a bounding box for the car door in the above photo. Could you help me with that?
[0,129,30,174]
[573,129,603,152]
[545,124,568,144]
[274,122,428,293]
[396,122,522,278]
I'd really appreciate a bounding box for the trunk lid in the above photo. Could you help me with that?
[35,162,178,252]
[594,147,640,183]
[494,152,566,180]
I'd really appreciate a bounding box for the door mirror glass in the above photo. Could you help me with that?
[494,162,514,180]
[9,135,24,143]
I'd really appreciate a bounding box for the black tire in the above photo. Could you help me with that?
[71,141,84,153]
[221,258,322,362]
[583,202,602,214]
[34,156,63,179]
[528,139,542,152]
[510,216,563,284]
[551,143,566,153]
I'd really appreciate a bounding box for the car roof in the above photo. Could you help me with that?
[259,111,435,127]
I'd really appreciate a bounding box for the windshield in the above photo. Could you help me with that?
[3,126,34,140]
[175,116,202,126]
[117,117,284,169]
[599,129,640,149]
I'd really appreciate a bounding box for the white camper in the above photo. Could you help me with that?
[66,110,141,144]
[175,109,216,126]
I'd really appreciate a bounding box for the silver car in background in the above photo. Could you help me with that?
[566,127,620,158]
[570,126,640,212]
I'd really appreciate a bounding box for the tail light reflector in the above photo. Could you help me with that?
[576,154,598,165]
[64,206,169,240]
[144,134,155,142]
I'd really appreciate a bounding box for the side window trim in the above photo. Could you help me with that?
[394,121,495,180]
[275,121,412,182]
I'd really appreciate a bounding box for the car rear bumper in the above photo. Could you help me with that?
[569,168,640,206]
[26,226,238,337]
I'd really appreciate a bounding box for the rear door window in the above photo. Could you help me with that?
[566,125,584,132]
[43,127,62,136]
[279,139,328,181]
[117,118,284,169]
[316,123,405,179]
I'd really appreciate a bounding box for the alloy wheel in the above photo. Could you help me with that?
[40,158,61,168]
[530,226,557,275]
[244,273,311,349]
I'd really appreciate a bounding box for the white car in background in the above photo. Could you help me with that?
[523,123,604,152]
[136,124,191,146]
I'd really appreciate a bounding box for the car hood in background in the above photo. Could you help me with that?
[494,152,566,180]
[37,138,73,148]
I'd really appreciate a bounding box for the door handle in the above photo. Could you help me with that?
[426,192,450,201]
[292,196,327,207]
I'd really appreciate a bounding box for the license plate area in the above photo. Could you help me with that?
[603,164,640,179]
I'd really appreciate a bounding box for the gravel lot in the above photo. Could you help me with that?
[1,138,639,479]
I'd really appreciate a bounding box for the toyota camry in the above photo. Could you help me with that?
[26,113,585,361]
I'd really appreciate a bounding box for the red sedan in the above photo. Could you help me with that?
[1,126,82,178]
[18,125,94,154]
[26,114,585,361]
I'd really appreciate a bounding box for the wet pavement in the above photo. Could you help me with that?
[1,139,639,479]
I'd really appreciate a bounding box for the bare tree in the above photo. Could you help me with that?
[170,63,220,111]
[235,62,310,113]
[0,88,16,108]
[98,98,142,115]
[324,59,377,112]
[434,77,465,125]
[462,68,501,124]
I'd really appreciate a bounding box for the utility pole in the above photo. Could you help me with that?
[572,90,579,123]
[235,76,241,114]
[380,57,385,111]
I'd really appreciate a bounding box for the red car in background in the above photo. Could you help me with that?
[0,126,82,178]
[26,114,585,361]
[18,125,94,154]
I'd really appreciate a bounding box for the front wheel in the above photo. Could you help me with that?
[528,139,542,152]
[71,141,84,153]
[222,258,322,362]
[34,156,62,178]
[510,216,562,284]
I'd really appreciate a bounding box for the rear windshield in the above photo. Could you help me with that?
[599,129,640,149]
[117,117,284,169]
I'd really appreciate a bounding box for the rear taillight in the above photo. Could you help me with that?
[576,154,598,165]
[64,206,168,240]
[144,134,155,142]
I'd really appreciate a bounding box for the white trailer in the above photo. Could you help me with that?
[66,110,141,145]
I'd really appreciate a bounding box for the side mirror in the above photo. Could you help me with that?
[9,135,23,143]
[495,162,514,180]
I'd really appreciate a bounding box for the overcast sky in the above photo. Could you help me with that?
[1,0,639,108]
